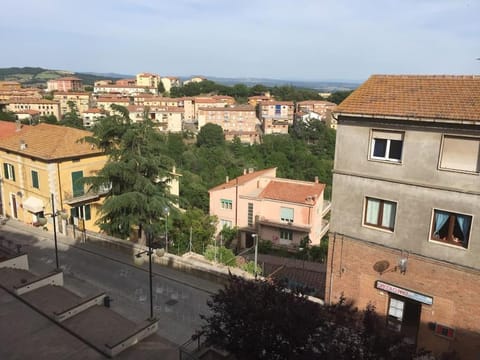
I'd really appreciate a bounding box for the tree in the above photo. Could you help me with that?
[39,114,58,124]
[157,81,166,95]
[327,90,353,105]
[59,101,83,129]
[196,123,225,147]
[0,111,16,121]
[201,275,420,360]
[201,275,324,360]
[84,107,176,240]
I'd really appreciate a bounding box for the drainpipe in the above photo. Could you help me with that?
[328,232,336,304]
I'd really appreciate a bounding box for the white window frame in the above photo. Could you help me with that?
[438,135,480,174]
[369,130,404,163]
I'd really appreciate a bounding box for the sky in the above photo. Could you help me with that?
[0,0,478,82]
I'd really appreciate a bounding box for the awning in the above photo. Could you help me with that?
[22,197,44,213]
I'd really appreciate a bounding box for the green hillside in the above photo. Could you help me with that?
[0,67,119,86]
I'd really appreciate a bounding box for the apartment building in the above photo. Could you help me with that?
[0,123,107,234]
[326,75,480,358]
[6,98,60,119]
[296,100,336,115]
[93,84,154,96]
[127,105,183,132]
[140,96,182,108]
[259,100,295,123]
[53,91,91,116]
[0,88,42,102]
[82,108,107,128]
[197,105,259,144]
[160,76,182,93]
[136,72,161,89]
[209,168,330,250]
[0,81,21,90]
[47,77,83,92]
[96,97,130,113]
[248,95,272,107]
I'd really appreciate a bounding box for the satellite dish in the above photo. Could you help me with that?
[373,260,390,274]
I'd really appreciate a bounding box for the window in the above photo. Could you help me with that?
[370,130,404,162]
[364,197,397,231]
[31,170,39,189]
[280,207,294,222]
[221,199,232,209]
[70,204,91,220]
[3,163,15,181]
[280,229,293,241]
[247,203,254,227]
[439,135,480,173]
[431,209,471,248]
[220,219,232,228]
[71,171,84,197]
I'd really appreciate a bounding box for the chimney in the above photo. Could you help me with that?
[19,140,27,150]
[248,168,254,174]
[15,120,22,131]
[226,176,229,183]
[243,168,247,175]
[314,176,319,183]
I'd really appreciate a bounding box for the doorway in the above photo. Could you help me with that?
[387,295,421,345]
[10,193,18,219]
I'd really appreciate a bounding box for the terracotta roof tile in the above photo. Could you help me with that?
[259,180,325,205]
[209,168,276,191]
[335,75,480,123]
[0,121,24,139]
[0,123,102,160]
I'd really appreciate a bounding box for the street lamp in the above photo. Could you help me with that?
[164,207,169,253]
[252,234,258,278]
[51,193,59,270]
[135,228,155,320]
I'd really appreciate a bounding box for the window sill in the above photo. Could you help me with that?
[368,158,403,165]
[437,167,479,176]
[362,224,395,234]
[429,239,468,250]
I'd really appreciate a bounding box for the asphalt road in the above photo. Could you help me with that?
[0,220,223,346]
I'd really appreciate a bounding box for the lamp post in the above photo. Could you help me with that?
[164,206,169,253]
[252,234,258,278]
[51,193,59,270]
[136,228,154,320]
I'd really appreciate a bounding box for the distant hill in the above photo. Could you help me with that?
[0,67,122,87]
[205,76,360,92]
[0,67,359,92]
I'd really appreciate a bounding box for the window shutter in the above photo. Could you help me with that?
[372,130,403,141]
[11,165,15,181]
[84,205,91,220]
[3,163,7,178]
[441,136,479,172]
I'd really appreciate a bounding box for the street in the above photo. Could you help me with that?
[0,220,222,346]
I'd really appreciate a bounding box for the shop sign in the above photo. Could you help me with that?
[375,280,433,305]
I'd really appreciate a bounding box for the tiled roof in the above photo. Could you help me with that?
[209,168,276,192]
[8,98,58,104]
[0,121,23,139]
[198,105,255,112]
[335,75,480,123]
[261,101,294,106]
[259,180,325,205]
[0,123,102,160]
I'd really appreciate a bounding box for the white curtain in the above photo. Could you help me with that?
[382,202,396,229]
[366,199,380,224]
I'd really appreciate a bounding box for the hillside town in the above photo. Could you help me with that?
[1,71,479,359]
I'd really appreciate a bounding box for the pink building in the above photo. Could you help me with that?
[47,77,83,92]
[209,168,330,249]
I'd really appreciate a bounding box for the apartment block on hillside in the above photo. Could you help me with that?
[326,75,480,358]
[209,168,330,250]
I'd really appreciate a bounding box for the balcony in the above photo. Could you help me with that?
[257,216,311,232]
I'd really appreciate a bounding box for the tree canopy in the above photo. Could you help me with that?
[200,275,421,360]
[85,107,176,240]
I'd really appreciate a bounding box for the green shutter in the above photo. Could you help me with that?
[31,171,39,189]
[70,207,78,218]
[84,205,91,220]
[71,171,84,197]
[12,165,15,181]
[3,163,7,179]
